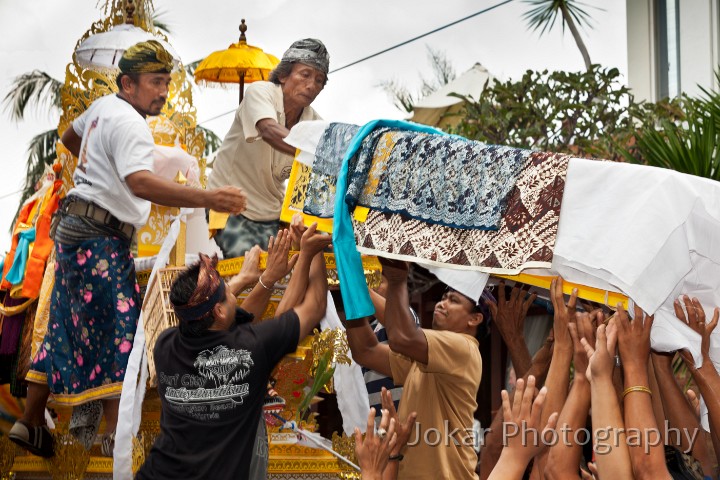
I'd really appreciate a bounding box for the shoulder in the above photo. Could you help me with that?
[246,81,282,99]
[154,327,179,351]
[425,329,479,351]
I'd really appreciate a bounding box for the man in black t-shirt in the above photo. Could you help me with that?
[136,225,330,480]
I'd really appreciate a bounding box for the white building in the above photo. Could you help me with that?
[627,0,720,101]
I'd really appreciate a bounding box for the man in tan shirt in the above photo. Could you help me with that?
[346,260,486,479]
[208,38,328,258]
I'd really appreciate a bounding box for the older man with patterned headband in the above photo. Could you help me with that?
[8,40,247,458]
[208,38,330,258]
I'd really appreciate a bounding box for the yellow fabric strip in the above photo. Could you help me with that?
[494,273,629,309]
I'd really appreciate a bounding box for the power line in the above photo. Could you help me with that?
[0,189,23,201]
[198,0,514,126]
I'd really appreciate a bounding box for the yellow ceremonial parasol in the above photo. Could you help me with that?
[194,19,280,103]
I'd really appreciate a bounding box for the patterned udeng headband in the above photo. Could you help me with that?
[119,40,174,74]
[173,254,226,322]
[281,38,330,75]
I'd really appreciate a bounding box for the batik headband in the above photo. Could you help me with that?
[119,40,174,74]
[172,254,226,322]
[281,38,330,75]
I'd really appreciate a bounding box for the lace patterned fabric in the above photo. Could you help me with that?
[352,151,571,272]
[347,131,529,229]
[302,122,360,218]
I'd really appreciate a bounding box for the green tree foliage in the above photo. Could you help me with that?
[620,78,720,180]
[523,0,598,71]
[451,65,683,162]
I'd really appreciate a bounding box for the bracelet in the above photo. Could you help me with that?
[622,385,652,398]
[258,275,274,291]
[388,453,404,462]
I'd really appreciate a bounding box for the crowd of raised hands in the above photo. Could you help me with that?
[478,277,720,480]
[353,276,720,479]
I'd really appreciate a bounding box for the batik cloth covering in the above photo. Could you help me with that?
[353,151,570,273]
[302,122,360,218]
[25,236,140,406]
[304,123,527,230]
[347,129,528,230]
[213,213,280,259]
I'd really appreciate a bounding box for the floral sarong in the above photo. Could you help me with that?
[26,236,139,406]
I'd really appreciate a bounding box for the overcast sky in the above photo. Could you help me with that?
[0,0,626,256]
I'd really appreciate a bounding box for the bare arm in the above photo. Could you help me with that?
[479,332,554,480]
[652,350,710,470]
[256,118,296,156]
[545,313,595,480]
[369,289,387,326]
[125,170,246,213]
[239,232,298,322]
[380,260,428,364]
[676,297,720,472]
[292,251,329,341]
[276,223,329,316]
[580,320,633,480]
[343,318,393,378]
[488,376,558,480]
[61,125,82,157]
[532,277,576,476]
[487,281,535,377]
[617,304,671,480]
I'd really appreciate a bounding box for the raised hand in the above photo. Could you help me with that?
[616,304,653,371]
[498,375,559,466]
[580,318,617,383]
[550,277,578,352]
[300,222,332,258]
[380,386,417,457]
[355,407,397,480]
[674,296,719,371]
[263,229,298,285]
[288,213,306,251]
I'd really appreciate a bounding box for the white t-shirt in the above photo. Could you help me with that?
[69,94,155,229]
[208,82,321,221]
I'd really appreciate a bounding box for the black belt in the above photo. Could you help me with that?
[62,197,135,239]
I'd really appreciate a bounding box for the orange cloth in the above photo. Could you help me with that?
[1,180,62,299]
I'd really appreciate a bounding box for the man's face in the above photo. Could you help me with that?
[432,289,481,334]
[279,63,326,109]
[123,72,171,117]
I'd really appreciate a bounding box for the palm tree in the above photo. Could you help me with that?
[379,46,457,113]
[522,0,596,70]
[1,71,63,210]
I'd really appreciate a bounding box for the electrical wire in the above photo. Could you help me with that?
[197,0,514,126]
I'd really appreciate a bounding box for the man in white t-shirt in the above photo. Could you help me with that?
[9,40,247,459]
[208,38,329,258]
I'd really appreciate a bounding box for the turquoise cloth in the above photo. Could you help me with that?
[332,120,446,320]
[5,227,36,285]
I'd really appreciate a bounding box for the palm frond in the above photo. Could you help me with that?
[197,125,222,158]
[184,59,202,78]
[151,9,172,35]
[522,0,596,35]
[13,128,59,220]
[2,70,62,122]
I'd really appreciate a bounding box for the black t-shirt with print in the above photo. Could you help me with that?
[136,309,300,480]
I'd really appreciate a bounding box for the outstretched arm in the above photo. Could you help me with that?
[126,170,246,214]
[617,304,671,480]
[256,118,296,156]
[580,319,633,480]
[487,281,535,377]
[488,375,558,480]
[239,232,298,321]
[380,260,428,364]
